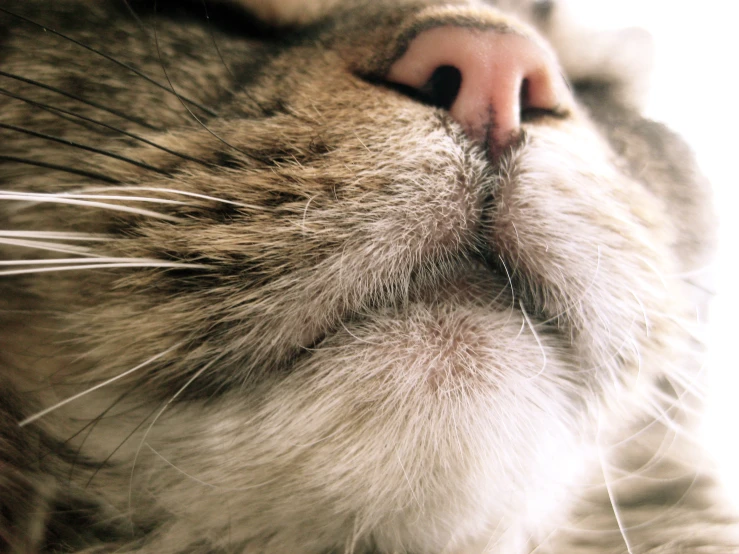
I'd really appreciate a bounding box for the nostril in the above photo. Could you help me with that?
[519,70,566,124]
[418,65,462,111]
[520,78,531,112]
[519,78,553,123]
[383,65,462,111]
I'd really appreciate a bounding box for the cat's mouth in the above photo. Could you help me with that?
[288,194,551,383]
[281,124,642,388]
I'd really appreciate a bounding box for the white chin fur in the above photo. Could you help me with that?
[139,298,591,553]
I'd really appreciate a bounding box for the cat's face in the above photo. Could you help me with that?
[0,0,715,552]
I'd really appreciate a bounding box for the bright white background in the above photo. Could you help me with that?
[568,0,739,505]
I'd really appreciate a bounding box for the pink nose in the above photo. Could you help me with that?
[387,26,567,150]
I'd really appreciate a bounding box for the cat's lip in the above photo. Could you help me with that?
[291,255,538,363]
[285,258,569,402]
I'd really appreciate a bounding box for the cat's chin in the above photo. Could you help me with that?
[163,273,593,553]
[128,261,593,553]
[250,267,592,551]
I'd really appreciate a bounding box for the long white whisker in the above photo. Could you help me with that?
[670,264,715,279]
[662,367,708,400]
[0,231,112,241]
[498,254,516,305]
[32,193,188,205]
[636,254,668,292]
[395,449,422,511]
[129,356,221,518]
[0,193,180,221]
[599,462,705,534]
[18,343,184,427]
[343,515,360,554]
[0,257,178,265]
[630,291,650,339]
[67,185,255,208]
[0,237,99,256]
[521,300,547,380]
[0,261,211,277]
[597,409,634,554]
[145,444,280,491]
[535,244,602,328]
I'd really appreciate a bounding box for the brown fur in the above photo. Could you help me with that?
[0,0,734,552]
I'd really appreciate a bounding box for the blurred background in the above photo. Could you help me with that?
[567,0,739,505]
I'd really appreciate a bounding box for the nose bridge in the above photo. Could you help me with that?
[386,16,569,152]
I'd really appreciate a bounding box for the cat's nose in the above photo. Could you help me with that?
[387,26,568,150]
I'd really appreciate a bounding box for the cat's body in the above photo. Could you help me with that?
[0,1,735,552]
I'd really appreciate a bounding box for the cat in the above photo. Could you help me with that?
[0,0,736,552]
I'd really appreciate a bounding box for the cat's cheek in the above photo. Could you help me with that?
[492,122,675,370]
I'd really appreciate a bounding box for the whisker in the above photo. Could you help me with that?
[0,231,113,241]
[395,450,422,511]
[17,193,188,205]
[201,0,234,78]
[598,462,706,535]
[121,0,147,30]
[498,254,516,305]
[68,381,147,482]
[129,355,222,518]
[0,70,160,131]
[0,7,218,118]
[597,410,635,554]
[0,261,211,277]
[0,257,187,266]
[199,0,272,117]
[521,300,547,380]
[0,155,120,184]
[535,244,602,328]
[85,401,162,489]
[0,192,181,221]
[0,123,170,175]
[671,264,715,279]
[684,277,717,297]
[18,343,185,427]
[630,290,650,339]
[343,515,360,554]
[660,366,708,402]
[145,444,281,491]
[0,237,99,257]
[602,417,688,482]
[151,4,265,164]
[636,254,668,293]
[68,186,255,208]
[0,87,211,167]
